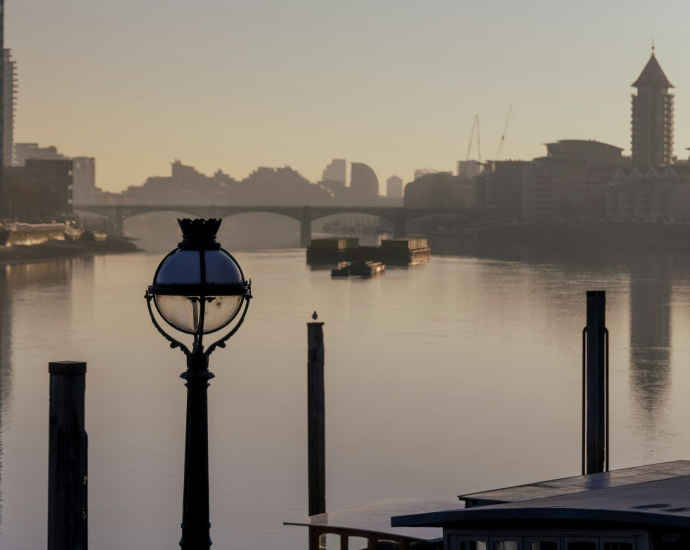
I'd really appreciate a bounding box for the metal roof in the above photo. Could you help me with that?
[460,460,690,507]
[284,499,466,542]
[393,461,690,530]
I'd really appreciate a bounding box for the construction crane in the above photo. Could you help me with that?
[466,115,482,164]
[495,105,513,161]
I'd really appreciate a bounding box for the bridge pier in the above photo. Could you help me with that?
[393,209,407,239]
[114,205,124,236]
[300,207,312,247]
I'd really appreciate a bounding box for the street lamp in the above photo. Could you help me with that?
[145,218,252,550]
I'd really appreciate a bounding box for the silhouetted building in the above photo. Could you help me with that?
[321,180,349,206]
[457,160,482,179]
[238,166,332,206]
[71,157,96,205]
[15,143,64,166]
[3,49,15,167]
[522,140,626,221]
[350,162,379,205]
[123,160,233,205]
[631,50,674,166]
[476,160,528,210]
[322,159,346,184]
[606,165,690,222]
[25,159,73,216]
[3,159,74,220]
[404,172,475,209]
[386,175,403,199]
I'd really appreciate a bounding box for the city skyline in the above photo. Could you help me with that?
[8,1,690,193]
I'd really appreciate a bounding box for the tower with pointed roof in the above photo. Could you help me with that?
[631,47,674,166]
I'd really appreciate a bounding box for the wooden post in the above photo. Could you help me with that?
[48,361,88,550]
[308,321,326,516]
[585,291,607,475]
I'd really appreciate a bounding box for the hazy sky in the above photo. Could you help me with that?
[9,1,690,193]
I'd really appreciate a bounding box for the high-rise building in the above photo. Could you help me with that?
[3,49,15,166]
[631,49,674,166]
[350,162,379,205]
[321,159,347,184]
[71,157,96,205]
[386,175,403,199]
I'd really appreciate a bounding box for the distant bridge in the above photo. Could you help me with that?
[74,204,517,247]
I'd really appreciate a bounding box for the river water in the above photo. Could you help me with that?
[1,241,690,549]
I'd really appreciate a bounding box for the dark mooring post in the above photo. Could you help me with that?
[584,291,608,475]
[48,361,88,550]
[308,318,326,516]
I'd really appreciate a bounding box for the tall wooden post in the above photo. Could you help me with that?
[584,291,607,475]
[48,361,88,550]
[308,320,326,516]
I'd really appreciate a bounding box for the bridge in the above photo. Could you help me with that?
[74,204,517,247]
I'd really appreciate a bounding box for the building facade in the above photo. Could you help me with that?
[321,159,347,185]
[522,140,626,221]
[404,172,475,209]
[386,175,403,199]
[350,162,379,205]
[606,165,690,222]
[3,49,15,166]
[71,157,96,205]
[23,159,74,218]
[475,160,527,210]
[631,51,674,166]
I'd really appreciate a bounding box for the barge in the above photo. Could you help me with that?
[307,237,430,267]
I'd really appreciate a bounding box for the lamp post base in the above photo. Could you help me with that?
[179,349,214,550]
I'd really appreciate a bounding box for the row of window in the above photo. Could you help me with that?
[448,536,636,550]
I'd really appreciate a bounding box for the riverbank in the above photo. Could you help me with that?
[0,238,140,266]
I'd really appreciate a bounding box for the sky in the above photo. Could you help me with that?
[8,0,690,193]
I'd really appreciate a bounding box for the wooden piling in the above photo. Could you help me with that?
[307,321,326,516]
[584,291,607,475]
[48,361,88,550]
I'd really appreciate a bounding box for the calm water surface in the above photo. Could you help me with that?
[1,245,690,549]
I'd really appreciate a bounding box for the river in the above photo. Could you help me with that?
[1,241,690,549]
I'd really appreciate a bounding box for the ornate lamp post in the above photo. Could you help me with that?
[145,218,252,549]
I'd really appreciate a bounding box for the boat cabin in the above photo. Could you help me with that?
[391,461,690,550]
[285,499,465,550]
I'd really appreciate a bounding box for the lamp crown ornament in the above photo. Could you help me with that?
[177,218,223,250]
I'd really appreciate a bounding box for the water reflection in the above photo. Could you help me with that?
[628,253,674,453]
[0,260,78,528]
[0,268,11,524]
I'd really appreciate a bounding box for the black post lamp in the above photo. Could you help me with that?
[145,218,252,549]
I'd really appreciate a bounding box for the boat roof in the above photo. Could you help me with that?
[284,499,466,542]
[393,461,690,530]
[460,460,690,507]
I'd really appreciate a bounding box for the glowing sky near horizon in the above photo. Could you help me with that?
[8,0,690,193]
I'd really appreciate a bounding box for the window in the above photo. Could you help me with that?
[378,541,400,550]
[349,537,369,550]
[319,533,340,550]
[449,536,639,550]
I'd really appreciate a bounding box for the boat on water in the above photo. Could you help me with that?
[331,260,386,278]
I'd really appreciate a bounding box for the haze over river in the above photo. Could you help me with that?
[1,236,690,549]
